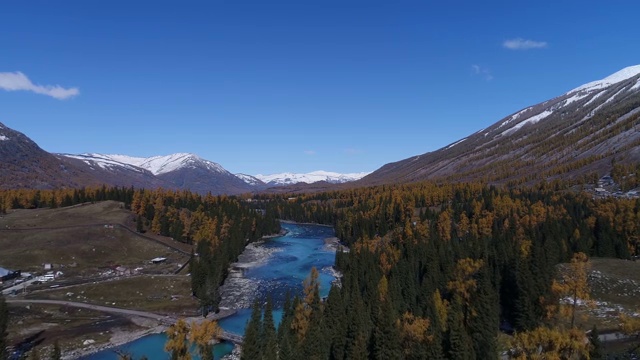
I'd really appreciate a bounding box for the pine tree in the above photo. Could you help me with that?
[468,268,499,359]
[446,296,475,360]
[323,286,346,360]
[241,300,263,360]
[371,288,401,360]
[261,297,278,360]
[588,325,603,359]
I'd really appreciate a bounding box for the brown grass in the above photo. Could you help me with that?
[0,201,190,276]
[27,275,200,316]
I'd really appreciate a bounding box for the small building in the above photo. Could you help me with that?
[43,263,53,271]
[151,257,167,264]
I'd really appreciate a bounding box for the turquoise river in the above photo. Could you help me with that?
[83,222,338,359]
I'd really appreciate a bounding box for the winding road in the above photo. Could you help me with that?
[6,299,243,344]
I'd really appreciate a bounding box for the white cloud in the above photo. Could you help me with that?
[304,150,316,155]
[472,65,493,81]
[0,71,79,100]
[503,38,548,50]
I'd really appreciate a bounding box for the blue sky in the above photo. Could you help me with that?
[1,1,639,175]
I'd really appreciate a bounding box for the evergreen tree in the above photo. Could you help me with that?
[261,297,278,360]
[468,268,499,359]
[136,215,144,233]
[241,300,263,360]
[588,325,603,359]
[323,286,347,360]
[446,296,475,360]
[278,292,296,360]
[371,299,401,360]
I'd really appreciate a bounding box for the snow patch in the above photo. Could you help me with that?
[501,110,553,136]
[63,154,145,173]
[631,78,640,91]
[446,138,467,149]
[562,92,589,107]
[570,65,640,93]
[583,91,607,107]
[583,87,627,120]
[235,173,263,186]
[92,153,227,175]
[499,107,532,129]
[0,135,8,141]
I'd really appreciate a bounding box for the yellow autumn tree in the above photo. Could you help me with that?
[165,318,191,360]
[550,252,592,328]
[509,326,589,360]
[189,319,222,360]
[292,267,320,341]
[396,312,433,357]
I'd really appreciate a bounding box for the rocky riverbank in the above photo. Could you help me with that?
[63,317,166,360]
[218,240,282,309]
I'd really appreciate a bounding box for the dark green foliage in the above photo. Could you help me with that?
[468,268,499,359]
[241,301,263,360]
[588,325,603,359]
[446,297,475,360]
[261,297,278,360]
[251,183,640,360]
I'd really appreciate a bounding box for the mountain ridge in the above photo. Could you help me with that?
[361,64,640,186]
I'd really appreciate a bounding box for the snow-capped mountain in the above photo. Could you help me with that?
[99,153,227,176]
[61,153,148,174]
[256,171,371,186]
[235,173,266,187]
[363,64,640,185]
[57,152,254,195]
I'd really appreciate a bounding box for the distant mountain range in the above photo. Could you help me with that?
[2,65,639,193]
[254,171,371,186]
[0,129,369,194]
[360,65,640,186]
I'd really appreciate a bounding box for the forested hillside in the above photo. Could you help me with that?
[243,182,640,359]
[0,187,280,314]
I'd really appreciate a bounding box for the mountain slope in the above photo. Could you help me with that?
[256,171,370,186]
[61,153,255,195]
[0,122,100,189]
[363,65,640,186]
[58,153,165,189]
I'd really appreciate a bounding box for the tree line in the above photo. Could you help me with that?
[243,182,640,358]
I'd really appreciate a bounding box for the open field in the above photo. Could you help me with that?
[0,201,190,277]
[1,201,131,229]
[0,201,201,357]
[558,257,640,332]
[25,275,200,315]
[6,302,144,358]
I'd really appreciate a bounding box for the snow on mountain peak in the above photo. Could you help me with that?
[255,171,371,186]
[570,65,640,93]
[112,153,226,175]
[235,173,264,186]
[68,153,227,176]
